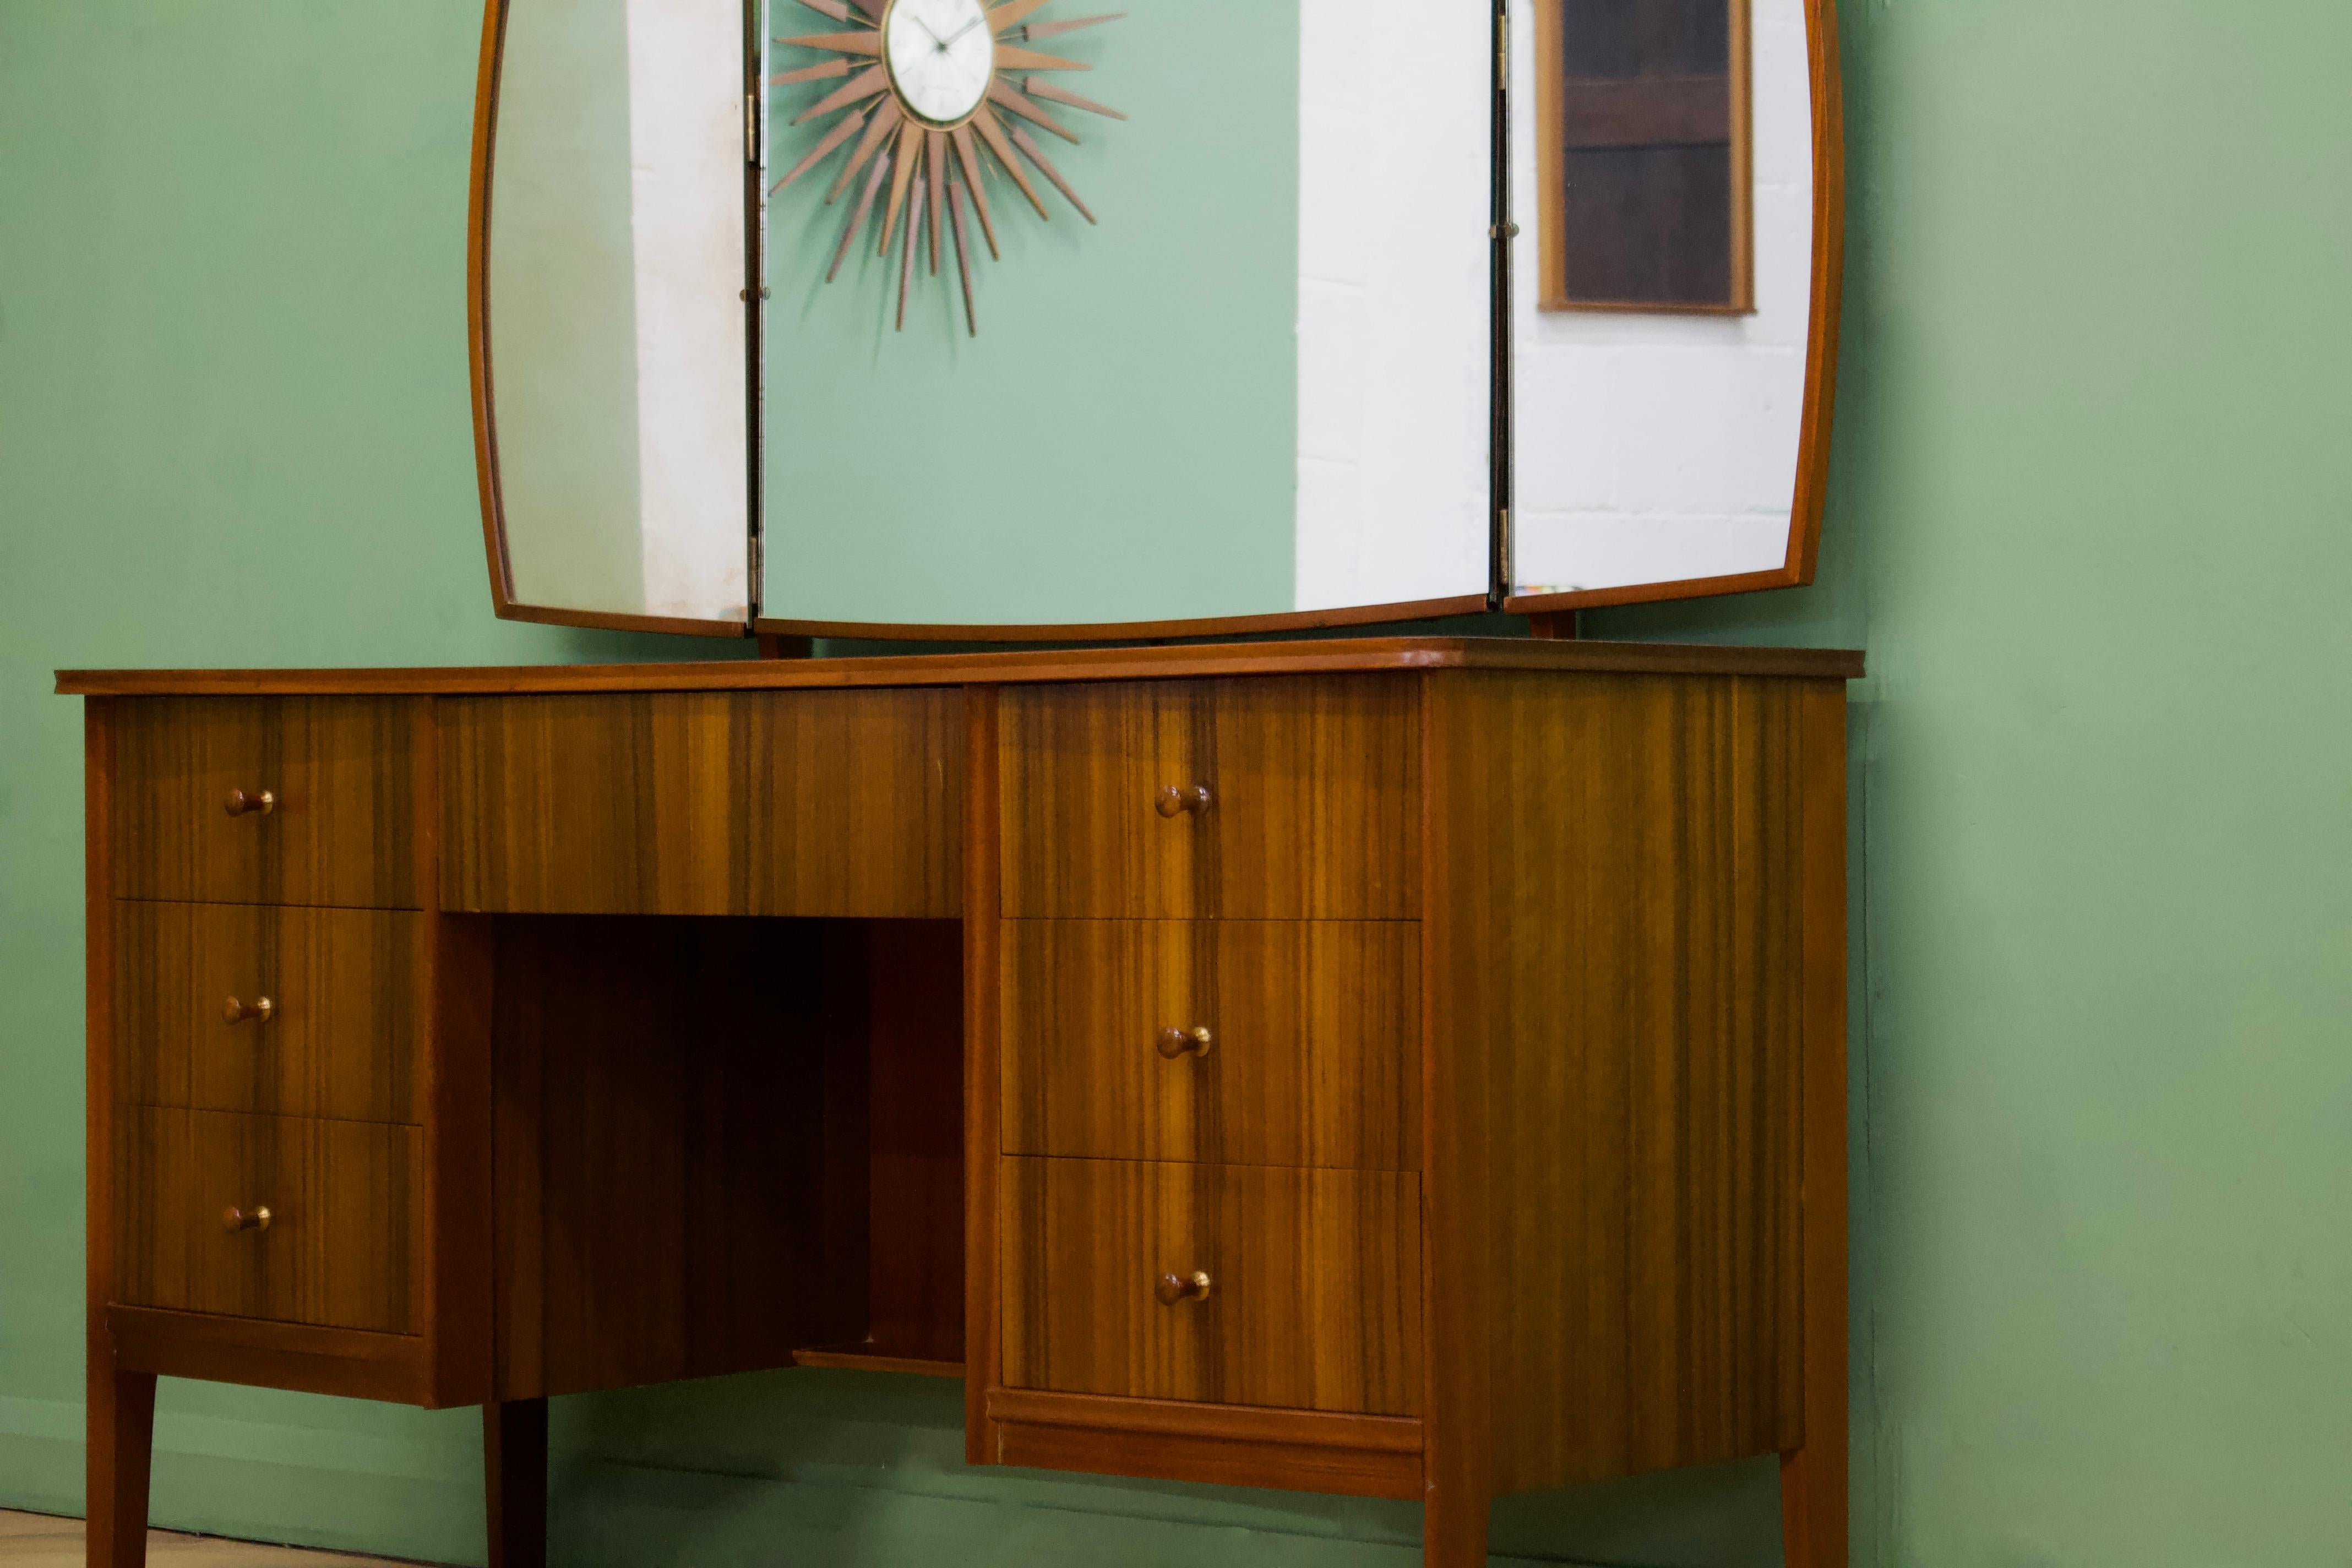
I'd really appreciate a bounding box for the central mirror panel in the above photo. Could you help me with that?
[756,0,1494,631]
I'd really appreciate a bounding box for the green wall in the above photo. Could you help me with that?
[2,2,2346,1566]
[760,0,1300,628]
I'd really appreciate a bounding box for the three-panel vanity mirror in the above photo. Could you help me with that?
[470,0,1842,639]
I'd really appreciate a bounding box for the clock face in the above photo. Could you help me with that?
[776,1,1125,335]
[883,0,996,127]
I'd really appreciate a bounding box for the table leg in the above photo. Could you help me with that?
[86,1353,155,1568]
[1423,1477,1490,1567]
[484,1398,547,1568]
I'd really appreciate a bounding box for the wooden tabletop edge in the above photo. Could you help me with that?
[55,638,1865,695]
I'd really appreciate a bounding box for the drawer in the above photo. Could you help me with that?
[439,688,961,916]
[115,902,424,1124]
[1000,1157,1422,1415]
[115,1108,420,1335]
[1001,921,1419,1169]
[1000,678,1419,918]
[112,698,427,909]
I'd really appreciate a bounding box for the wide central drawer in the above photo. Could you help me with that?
[1000,1157,1422,1416]
[438,688,962,916]
[1000,677,1420,919]
[115,901,424,1124]
[1001,920,1420,1169]
[115,1108,420,1335]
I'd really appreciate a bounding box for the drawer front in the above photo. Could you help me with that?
[1001,921,1420,1169]
[116,1108,420,1335]
[1001,1157,1422,1416]
[440,688,962,916]
[112,698,426,909]
[115,902,424,1124]
[1000,678,1420,919]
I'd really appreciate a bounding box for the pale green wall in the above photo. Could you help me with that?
[3,3,2346,1567]
[760,0,1300,628]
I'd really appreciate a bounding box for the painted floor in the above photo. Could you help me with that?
[0,1511,412,1566]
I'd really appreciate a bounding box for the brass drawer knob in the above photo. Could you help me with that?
[222,1205,272,1233]
[1155,1270,1212,1305]
[222,995,274,1026]
[1156,1025,1212,1059]
[223,788,276,817]
[1154,783,1212,818]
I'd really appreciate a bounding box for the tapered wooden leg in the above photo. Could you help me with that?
[1781,1442,1847,1568]
[1783,685,1850,1567]
[1423,1479,1490,1567]
[483,1399,547,1568]
[86,1356,155,1568]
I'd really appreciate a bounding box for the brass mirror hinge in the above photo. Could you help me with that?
[1497,8,1509,81]
[746,91,760,165]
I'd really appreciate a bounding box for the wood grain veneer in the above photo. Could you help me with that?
[1427,668,1815,1496]
[1000,1156,1422,1417]
[115,1108,422,1335]
[111,698,428,908]
[962,687,1006,1461]
[1782,682,1851,1568]
[1001,920,1419,1169]
[489,917,868,1401]
[1000,678,1420,919]
[113,902,425,1125]
[439,689,961,917]
[58,637,1866,698]
[69,649,1860,1568]
[984,1388,1422,1499]
[858,919,967,1368]
[85,700,148,1568]
[106,1306,429,1404]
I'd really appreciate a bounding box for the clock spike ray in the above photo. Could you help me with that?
[1019,14,1124,42]
[1009,124,1095,224]
[777,0,1123,333]
[1022,77,1125,120]
[987,79,1079,144]
[948,177,978,335]
[897,173,926,330]
[831,151,894,282]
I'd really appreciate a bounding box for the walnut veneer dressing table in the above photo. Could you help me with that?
[62,637,1859,1568]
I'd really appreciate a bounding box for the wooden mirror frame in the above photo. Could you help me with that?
[466,0,1842,644]
[1504,0,1845,618]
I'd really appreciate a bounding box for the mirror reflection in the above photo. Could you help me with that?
[755,0,1493,631]
[1510,0,1821,600]
[487,0,751,623]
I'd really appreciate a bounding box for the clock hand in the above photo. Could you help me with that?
[910,13,946,47]
[941,15,987,46]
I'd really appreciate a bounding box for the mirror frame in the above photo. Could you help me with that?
[1504,0,1846,618]
[466,0,1842,643]
[465,0,758,639]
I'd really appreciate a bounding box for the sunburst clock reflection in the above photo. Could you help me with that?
[774,0,1126,335]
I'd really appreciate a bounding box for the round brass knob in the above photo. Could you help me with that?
[224,789,276,817]
[222,1205,272,1234]
[1155,1270,1212,1305]
[1156,1025,1213,1060]
[1154,784,1212,818]
[222,996,274,1026]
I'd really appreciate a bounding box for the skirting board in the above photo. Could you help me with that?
[0,1379,1782,1566]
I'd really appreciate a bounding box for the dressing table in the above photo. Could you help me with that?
[69,0,1859,1559]
[63,636,1858,1568]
